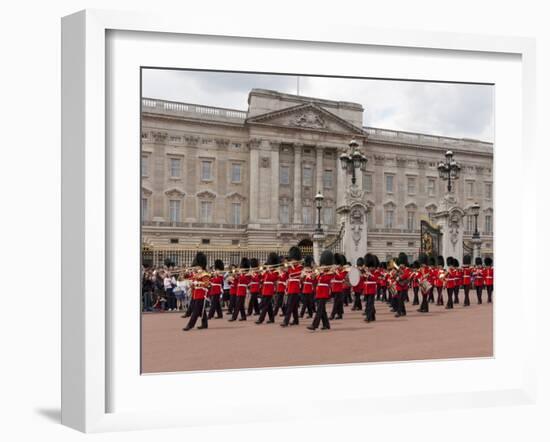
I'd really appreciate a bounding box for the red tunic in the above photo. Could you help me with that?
[411,271,420,288]
[473,268,485,287]
[363,272,377,296]
[229,275,238,295]
[434,269,444,288]
[249,272,261,294]
[446,268,456,289]
[236,273,250,297]
[192,272,209,300]
[484,267,494,286]
[315,272,333,299]
[331,268,346,293]
[286,264,303,295]
[396,267,411,291]
[376,269,387,287]
[208,274,223,296]
[276,270,288,294]
[462,267,471,286]
[261,271,278,296]
[302,271,315,294]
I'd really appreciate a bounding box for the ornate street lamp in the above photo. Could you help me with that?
[315,191,324,234]
[471,202,481,239]
[339,139,368,185]
[437,150,461,193]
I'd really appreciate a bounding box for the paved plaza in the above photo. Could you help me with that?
[141,294,493,373]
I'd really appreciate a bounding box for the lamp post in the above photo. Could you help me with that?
[437,150,461,193]
[315,191,324,234]
[339,139,368,186]
[471,202,481,261]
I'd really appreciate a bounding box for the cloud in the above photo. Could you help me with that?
[142,69,494,142]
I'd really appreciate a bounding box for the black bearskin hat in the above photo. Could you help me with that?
[304,255,314,268]
[428,256,436,266]
[214,259,224,271]
[365,253,376,268]
[484,256,493,266]
[356,257,365,267]
[418,252,428,266]
[463,254,471,266]
[373,255,380,268]
[437,255,445,266]
[380,261,386,269]
[454,258,460,267]
[397,252,409,267]
[446,256,454,267]
[319,250,335,267]
[239,257,250,269]
[412,260,420,269]
[475,257,483,266]
[266,252,280,266]
[250,258,259,269]
[192,252,207,270]
[288,246,302,262]
[333,253,343,266]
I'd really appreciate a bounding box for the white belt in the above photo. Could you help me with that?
[211,283,222,287]
[288,278,301,282]
[238,284,248,288]
[263,281,274,285]
[317,283,329,287]
[304,282,313,286]
[366,281,376,285]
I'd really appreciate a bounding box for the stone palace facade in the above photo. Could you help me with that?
[141,89,493,262]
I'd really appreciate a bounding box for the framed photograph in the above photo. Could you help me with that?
[61,9,537,433]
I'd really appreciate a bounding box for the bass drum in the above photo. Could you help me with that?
[346,266,361,287]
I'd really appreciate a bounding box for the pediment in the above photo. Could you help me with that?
[196,190,217,199]
[164,188,185,198]
[246,103,365,135]
[226,192,246,201]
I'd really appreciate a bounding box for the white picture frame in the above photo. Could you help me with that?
[61,9,537,433]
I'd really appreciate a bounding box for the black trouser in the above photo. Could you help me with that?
[412,287,420,305]
[428,286,435,303]
[404,289,410,303]
[184,298,194,317]
[396,291,407,316]
[228,294,236,314]
[208,294,223,319]
[222,289,230,306]
[488,285,493,303]
[365,295,376,321]
[390,294,398,311]
[300,293,315,318]
[453,286,460,304]
[476,286,483,304]
[185,298,208,329]
[283,294,300,325]
[273,292,285,316]
[463,285,471,306]
[344,288,351,306]
[436,287,444,305]
[419,290,429,312]
[330,292,344,319]
[247,292,260,316]
[257,295,275,323]
[231,296,246,320]
[446,288,454,308]
[311,298,330,329]
[352,292,363,311]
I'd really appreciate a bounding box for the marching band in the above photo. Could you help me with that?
[141,248,494,332]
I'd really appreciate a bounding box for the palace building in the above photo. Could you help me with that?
[141,89,493,263]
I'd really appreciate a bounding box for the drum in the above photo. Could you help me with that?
[388,283,398,297]
[419,279,432,294]
[346,266,361,287]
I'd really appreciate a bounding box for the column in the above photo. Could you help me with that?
[336,148,346,209]
[270,142,280,224]
[315,145,324,193]
[293,144,302,224]
[249,145,260,224]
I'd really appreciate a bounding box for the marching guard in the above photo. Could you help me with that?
[183,252,210,331]
[411,261,421,306]
[417,253,431,313]
[473,257,484,303]
[229,257,249,322]
[445,257,455,309]
[329,253,347,320]
[207,259,224,319]
[281,246,303,327]
[247,258,261,316]
[300,256,316,318]
[256,252,279,324]
[352,257,365,311]
[273,259,288,317]
[308,250,334,331]
[435,256,445,305]
[363,253,377,322]
[484,257,493,303]
[462,255,472,307]
[394,254,411,317]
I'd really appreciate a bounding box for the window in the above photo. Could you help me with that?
[141,198,148,220]
[384,209,394,228]
[201,238,210,245]
[407,211,415,231]
[323,169,333,189]
[231,163,242,183]
[230,202,241,225]
[466,215,474,232]
[323,207,335,225]
[385,175,394,193]
[280,165,290,185]
[169,199,180,223]
[408,242,415,247]
[466,181,474,198]
[407,177,416,195]
[231,239,240,245]
[427,178,436,197]
[363,174,372,192]
[141,156,148,177]
[170,238,179,244]
[303,165,313,187]
[279,202,290,224]
[367,210,373,227]
[201,161,213,181]
[200,201,213,223]
[169,158,181,178]
[485,214,493,233]
[386,242,393,247]
[302,206,313,225]
[485,183,493,200]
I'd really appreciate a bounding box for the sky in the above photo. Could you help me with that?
[142,69,494,142]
